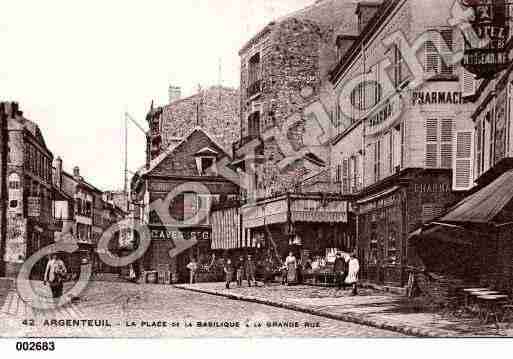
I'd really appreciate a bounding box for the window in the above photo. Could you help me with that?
[9,200,18,208]
[342,158,350,193]
[374,140,381,182]
[424,28,454,77]
[8,173,21,190]
[201,157,214,175]
[248,53,261,86]
[248,111,260,139]
[425,119,454,168]
[393,43,405,87]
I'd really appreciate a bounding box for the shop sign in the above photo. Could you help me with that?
[460,0,510,78]
[365,95,401,137]
[27,197,41,218]
[411,91,463,106]
[4,217,27,263]
[291,199,348,223]
[358,193,401,214]
[150,227,210,242]
[413,183,452,193]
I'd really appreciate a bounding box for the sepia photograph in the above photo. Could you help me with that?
[0,0,513,353]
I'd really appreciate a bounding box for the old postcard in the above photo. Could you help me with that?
[0,0,512,351]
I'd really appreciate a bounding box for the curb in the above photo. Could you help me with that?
[173,285,457,338]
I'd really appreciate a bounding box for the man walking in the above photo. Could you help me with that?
[44,254,67,302]
[235,256,245,287]
[333,252,347,290]
[245,254,257,287]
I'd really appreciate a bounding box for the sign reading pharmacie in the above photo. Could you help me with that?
[460,0,510,78]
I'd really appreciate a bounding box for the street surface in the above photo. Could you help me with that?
[0,281,405,338]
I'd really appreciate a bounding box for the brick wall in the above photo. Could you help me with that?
[239,1,358,197]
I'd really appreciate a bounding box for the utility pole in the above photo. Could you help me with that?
[0,103,8,277]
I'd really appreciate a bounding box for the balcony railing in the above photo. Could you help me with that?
[247,79,262,98]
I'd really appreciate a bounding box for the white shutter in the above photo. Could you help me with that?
[342,158,350,193]
[440,119,454,168]
[426,119,438,168]
[453,130,475,191]
[461,68,476,97]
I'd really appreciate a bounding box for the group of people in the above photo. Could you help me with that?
[333,252,360,295]
[223,255,257,289]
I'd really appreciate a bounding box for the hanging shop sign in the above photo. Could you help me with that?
[460,0,510,78]
[411,91,463,106]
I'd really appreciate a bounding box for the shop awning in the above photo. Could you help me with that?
[440,169,513,224]
[357,186,400,204]
[408,222,473,246]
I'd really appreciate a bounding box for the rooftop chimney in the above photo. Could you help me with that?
[168,85,181,104]
[356,1,382,34]
[73,166,81,181]
[55,156,63,189]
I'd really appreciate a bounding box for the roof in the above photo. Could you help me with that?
[61,170,103,194]
[140,126,230,177]
[440,170,513,224]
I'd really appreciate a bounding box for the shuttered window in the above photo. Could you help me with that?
[453,131,474,191]
[440,119,454,168]
[426,119,454,168]
[426,119,438,168]
[475,121,482,176]
[422,203,444,223]
[335,164,342,183]
[461,68,476,97]
[424,29,454,76]
[342,158,350,193]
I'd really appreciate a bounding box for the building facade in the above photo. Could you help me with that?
[225,0,359,263]
[132,127,239,283]
[1,102,55,278]
[146,85,240,160]
[329,0,477,286]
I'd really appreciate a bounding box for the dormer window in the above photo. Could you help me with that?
[194,147,218,176]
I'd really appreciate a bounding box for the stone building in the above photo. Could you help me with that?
[329,0,478,286]
[131,127,239,283]
[0,102,55,278]
[224,0,358,261]
[146,86,240,160]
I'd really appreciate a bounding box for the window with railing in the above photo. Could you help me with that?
[247,53,262,97]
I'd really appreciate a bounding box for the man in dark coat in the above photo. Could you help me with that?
[333,252,348,290]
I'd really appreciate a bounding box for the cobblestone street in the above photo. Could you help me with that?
[0,281,405,338]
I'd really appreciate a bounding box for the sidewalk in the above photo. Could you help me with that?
[174,282,513,337]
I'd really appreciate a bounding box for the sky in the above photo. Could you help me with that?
[0,0,314,191]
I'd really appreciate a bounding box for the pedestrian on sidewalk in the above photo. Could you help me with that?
[345,252,360,295]
[245,254,257,287]
[285,252,297,285]
[224,259,234,289]
[235,256,245,287]
[333,252,348,290]
[44,254,67,301]
[186,257,199,284]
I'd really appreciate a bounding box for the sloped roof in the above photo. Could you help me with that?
[140,126,230,176]
[440,170,513,224]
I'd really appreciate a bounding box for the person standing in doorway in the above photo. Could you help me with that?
[44,254,67,302]
[245,254,257,287]
[186,257,199,285]
[345,252,360,295]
